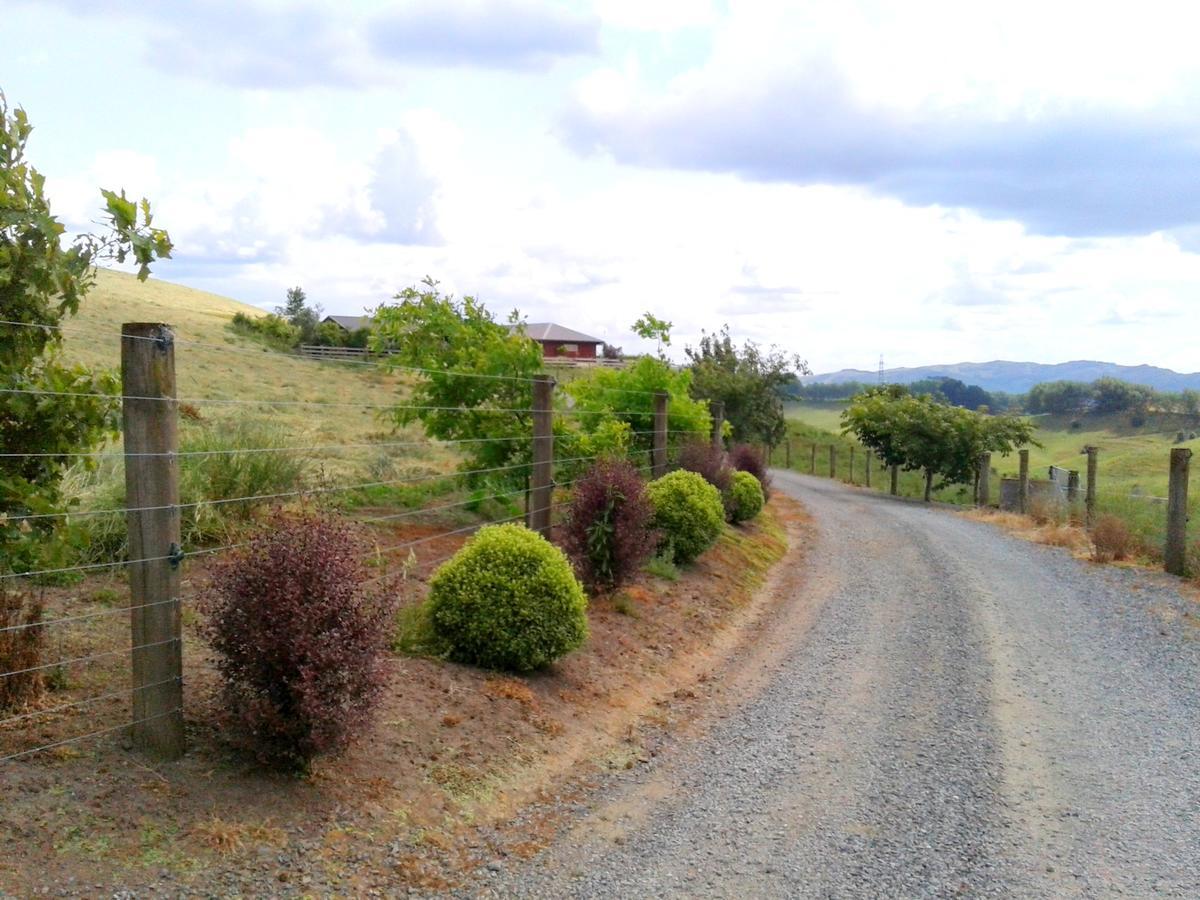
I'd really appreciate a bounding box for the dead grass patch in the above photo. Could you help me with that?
[189,817,286,855]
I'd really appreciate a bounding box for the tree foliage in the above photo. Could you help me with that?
[372,279,543,488]
[841,387,1036,500]
[562,355,711,458]
[1,94,171,574]
[685,324,807,446]
[632,311,672,350]
[274,285,324,345]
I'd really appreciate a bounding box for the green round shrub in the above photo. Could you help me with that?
[645,470,725,565]
[428,524,588,672]
[727,470,765,523]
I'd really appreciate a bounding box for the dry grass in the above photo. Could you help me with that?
[1091,514,1133,563]
[1036,524,1089,551]
[965,509,1091,556]
[58,270,453,480]
[189,816,287,855]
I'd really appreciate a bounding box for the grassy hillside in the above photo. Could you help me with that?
[62,269,414,448]
[50,271,468,552]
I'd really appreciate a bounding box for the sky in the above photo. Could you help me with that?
[5,0,1200,374]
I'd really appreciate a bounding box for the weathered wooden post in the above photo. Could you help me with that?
[1084,446,1099,527]
[530,375,555,537]
[709,400,724,453]
[122,323,184,760]
[865,451,872,488]
[1018,449,1030,514]
[810,443,817,474]
[829,445,837,479]
[978,452,991,508]
[849,446,856,484]
[785,439,792,468]
[652,391,669,479]
[1067,470,1080,504]
[890,464,899,496]
[1166,448,1192,576]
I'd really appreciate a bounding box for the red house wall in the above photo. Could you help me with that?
[540,340,599,359]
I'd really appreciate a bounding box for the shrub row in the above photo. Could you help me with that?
[203,451,768,773]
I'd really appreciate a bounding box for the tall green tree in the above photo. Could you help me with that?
[1,94,172,573]
[685,325,808,446]
[275,285,322,344]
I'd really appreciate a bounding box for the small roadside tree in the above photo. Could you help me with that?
[841,387,1035,501]
[685,324,808,446]
[371,280,543,490]
[632,312,672,357]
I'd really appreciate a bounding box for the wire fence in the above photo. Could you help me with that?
[773,435,1197,574]
[0,320,718,765]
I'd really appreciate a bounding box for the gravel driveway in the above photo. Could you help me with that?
[476,471,1200,898]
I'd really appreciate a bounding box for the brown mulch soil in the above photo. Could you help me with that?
[0,498,807,897]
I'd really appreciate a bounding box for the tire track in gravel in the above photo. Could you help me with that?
[473,472,1200,899]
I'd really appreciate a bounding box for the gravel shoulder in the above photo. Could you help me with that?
[477,471,1200,898]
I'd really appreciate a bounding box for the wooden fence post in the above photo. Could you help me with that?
[1166,448,1192,576]
[529,375,555,537]
[785,439,792,468]
[849,446,855,484]
[1018,449,1030,514]
[1084,446,1099,528]
[652,391,669,479]
[122,323,184,761]
[810,443,817,474]
[978,452,991,508]
[865,451,872,488]
[890,464,899,496]
[1067,470,1080,505]
[709,400,724,453]
[829,445,837,479]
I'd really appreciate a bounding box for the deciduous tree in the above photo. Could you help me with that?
[1,94,171,574]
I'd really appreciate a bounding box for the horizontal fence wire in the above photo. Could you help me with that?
[0,706,182,765]
[0,429,679,461]
[0,441,663,533]
[0,595,181,636]
[1,637,179,682]
[6,460,661,634]
[0,676,180,728]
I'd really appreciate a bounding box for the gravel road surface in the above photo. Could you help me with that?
[478,471,1200,898]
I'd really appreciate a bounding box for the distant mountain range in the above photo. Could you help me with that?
[805,360,1200,394]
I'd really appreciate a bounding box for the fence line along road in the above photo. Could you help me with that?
[0,321,724,766]
[774,436,1195,579]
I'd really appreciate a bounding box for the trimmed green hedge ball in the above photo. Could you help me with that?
[645,470,725,564]
[727,470,765,523]
[428,523,588,671]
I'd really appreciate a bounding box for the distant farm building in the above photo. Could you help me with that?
[322,315,373,334]
[511,323,604,360]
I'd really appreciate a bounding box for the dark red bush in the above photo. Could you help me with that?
[561,459,657,593]
[203,512,398,773]
[729,443,772,499]
[677,440,732,495]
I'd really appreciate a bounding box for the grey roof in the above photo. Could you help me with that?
[510,322,603,344]
[323,315,373,331]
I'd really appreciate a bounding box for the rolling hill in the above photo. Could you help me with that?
[805,360,1200,393]
[58,269,412,444]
